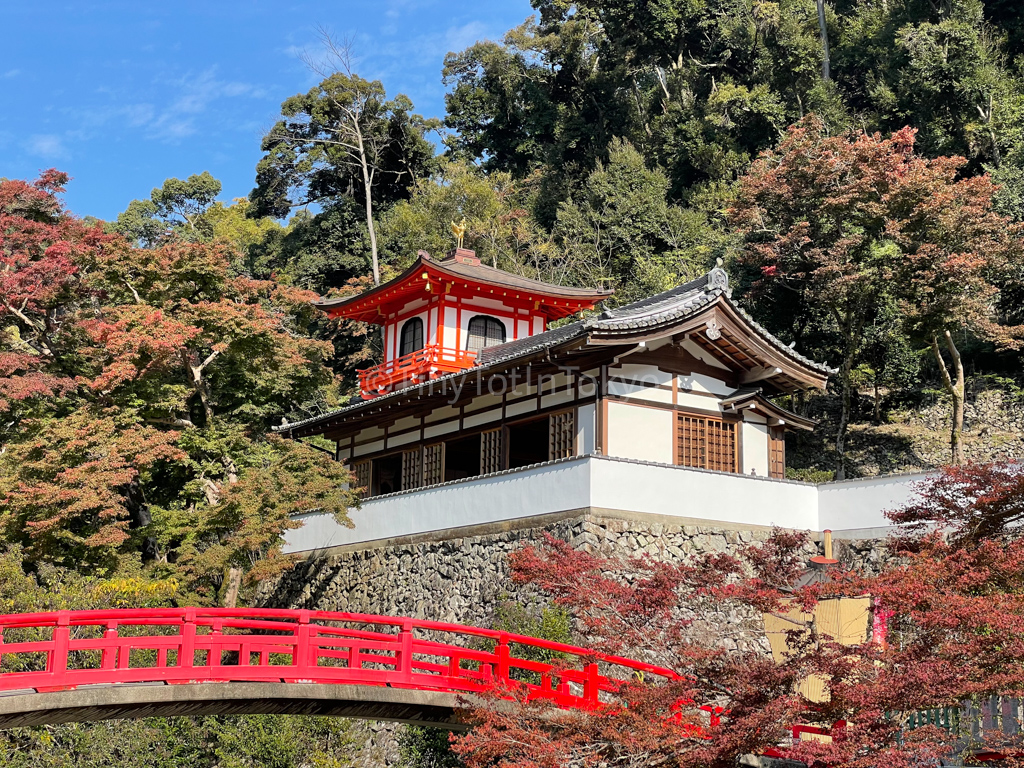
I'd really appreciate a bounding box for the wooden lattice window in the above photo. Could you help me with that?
[352,459,371,493]
[402,448,422,490]
[480,428,503,475]
[677,414,737,473]
[422,443,444,486]
[769,428,786,479]
[549,411,575,459]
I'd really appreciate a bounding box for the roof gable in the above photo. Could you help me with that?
[315,250,613,324]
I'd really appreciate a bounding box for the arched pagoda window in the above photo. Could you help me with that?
[399,317,424,357]
[466,315,506,353]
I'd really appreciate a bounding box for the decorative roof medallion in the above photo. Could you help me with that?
[708,264,729,291]
[705,318,722,341]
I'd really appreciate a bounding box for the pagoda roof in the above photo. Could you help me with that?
[315,249,613,323]
[477,266,833,387]
[276,266,834,439]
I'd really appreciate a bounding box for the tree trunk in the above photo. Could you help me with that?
[126,476,158,563]
[354,126,381,286]
[816,0,831,81]
[182,349,219,426]
[873,380,881,426]
[833,309,864,480]
[834,351,853,480]
[931,331,966,465]
[221,567,242,609]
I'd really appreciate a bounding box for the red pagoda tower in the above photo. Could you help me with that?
[316,249,612,397]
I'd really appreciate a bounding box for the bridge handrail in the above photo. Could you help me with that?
[0,608,677,680]
[0,608,680,713]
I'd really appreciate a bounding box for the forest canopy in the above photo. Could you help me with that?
[2,0,1024,763]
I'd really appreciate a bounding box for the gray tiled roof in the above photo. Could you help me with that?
[276,267,832,434]
[481,267,832,375]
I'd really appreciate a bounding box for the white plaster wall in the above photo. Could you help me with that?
[353,439,385,457]
[590,460,820,531]
[740,420,770,477]
[541,389,576,409]
[605,401,674,464]
[609,381,674,405]
[388,430,420,449]
[506,397,538,419]
[675,391,721,411]
[427,306,439,345]
[284,459,592,552]
[423,420,461,440]
[577,403,596,454]
[463,407,503,429]
[613,364,674,386]
[443,306,459,348]
[679,372,734,397]
[818,472,930,532]
[283,456,825,554]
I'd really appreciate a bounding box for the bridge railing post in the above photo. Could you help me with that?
[583,663,600,708]
[496,634,511,686]
[179,609,196,671]
[101,622,118,670]
[293,610,315,677]
[397,620,414,683]
[48,613,70,680]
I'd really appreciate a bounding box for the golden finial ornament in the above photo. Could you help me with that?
[450,217,467,249]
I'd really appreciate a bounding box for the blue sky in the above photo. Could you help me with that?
[1,1,533,221]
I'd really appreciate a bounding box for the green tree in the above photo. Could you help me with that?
[733,116,1023,470]
[0,715,355,768]
[443,2,843,222]
[251,31,439,285]
[113,171,222,246]
[379,159,570,280]
[554,139,721,301]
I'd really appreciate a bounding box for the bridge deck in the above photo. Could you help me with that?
[0,682,466,729]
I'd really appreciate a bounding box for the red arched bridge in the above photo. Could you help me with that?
[0,608,677,729]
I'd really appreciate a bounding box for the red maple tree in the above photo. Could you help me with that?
[1,171,353,602]
[454,462,1024,767]
[732,117,1023,470]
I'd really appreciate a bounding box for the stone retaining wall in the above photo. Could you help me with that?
[258,512,885,766]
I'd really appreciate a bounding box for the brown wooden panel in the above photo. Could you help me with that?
[422,443,444,486]
[480,428,503,475]
[352,459,371,493]
[402,448,422,490]
[677,413,736,473]
[548,411,575,460]
[769,427,786,479]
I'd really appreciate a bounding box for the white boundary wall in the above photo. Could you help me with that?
[284,456,927,554]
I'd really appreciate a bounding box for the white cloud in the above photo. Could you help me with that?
[2,69,20,79]
[25,134,68,160]
[142,67,269,142]
[442,20,491,55]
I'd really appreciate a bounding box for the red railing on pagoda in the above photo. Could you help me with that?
[0,608,677,711]
[358,345,477,396]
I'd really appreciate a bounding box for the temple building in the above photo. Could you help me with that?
[277,249,926,554]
